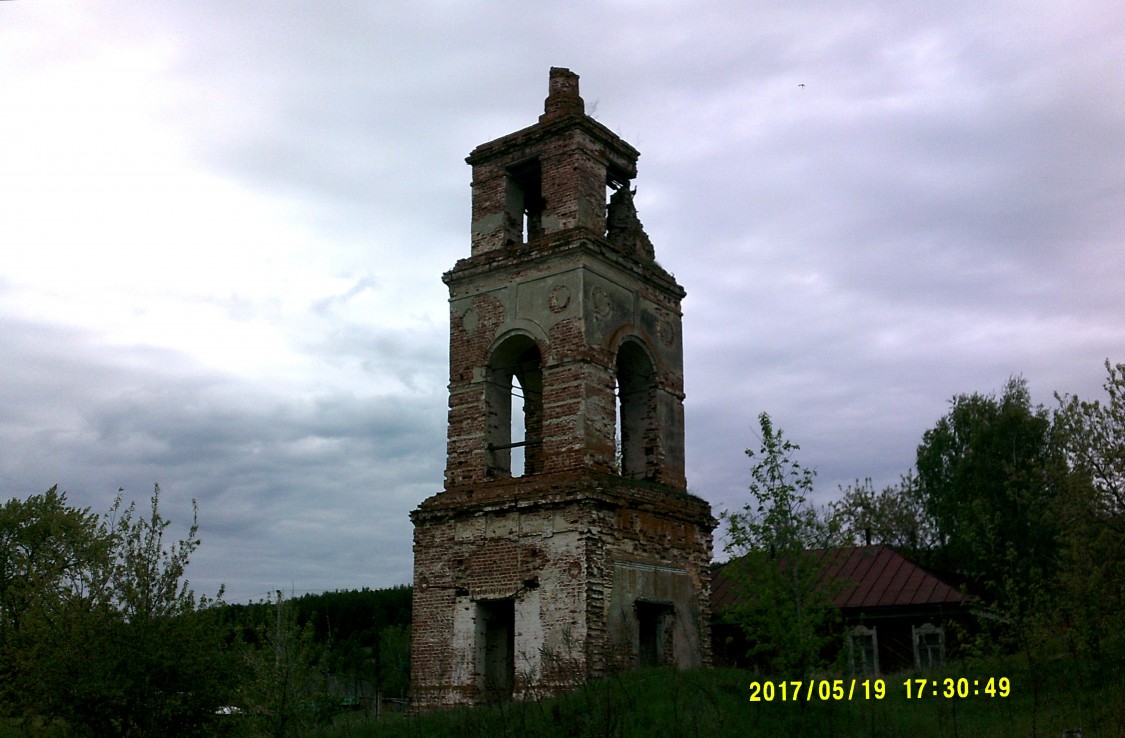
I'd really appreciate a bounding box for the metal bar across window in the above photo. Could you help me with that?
[487,439,543,451]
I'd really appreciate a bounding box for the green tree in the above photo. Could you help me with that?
[1053,360,1125,664]
[86,487,229,736]
[0,488,112,718]
[239,592,328,738]
[832,473,937,558]
[914,377,1065,647]
[720,412,840,676]
[1055,360,1125,528]
[1,486,232,736]
[377,622,412,700]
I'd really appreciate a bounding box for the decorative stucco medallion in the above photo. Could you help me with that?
[548,284,571,313]
[461,307,478,333]
[591,286,611,322]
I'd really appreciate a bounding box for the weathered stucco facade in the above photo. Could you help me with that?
[410,68,714,711]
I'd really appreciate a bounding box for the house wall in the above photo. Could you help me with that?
[711,609,970,674]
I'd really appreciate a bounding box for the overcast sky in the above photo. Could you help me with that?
[2,1,1122,603]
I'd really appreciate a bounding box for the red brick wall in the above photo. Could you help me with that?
[411,69,712,711]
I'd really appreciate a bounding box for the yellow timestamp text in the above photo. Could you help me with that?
[748,678,887,702]
[748,677,1012,703]
[902,676,1011,699]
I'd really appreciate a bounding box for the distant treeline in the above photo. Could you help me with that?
[224,586,412,648]
[222,585,413,700]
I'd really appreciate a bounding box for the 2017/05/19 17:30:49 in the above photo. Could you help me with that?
[748,677,1012,702]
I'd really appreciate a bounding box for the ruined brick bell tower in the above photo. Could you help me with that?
[410,68,714,710]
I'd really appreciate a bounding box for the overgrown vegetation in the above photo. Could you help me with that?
[0,486,231,736]
[315,658,1123,738]
[0,485,411,737]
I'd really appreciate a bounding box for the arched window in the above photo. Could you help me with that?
[485,335,543,477]
[505,158,543,246]
[615,340,657,480]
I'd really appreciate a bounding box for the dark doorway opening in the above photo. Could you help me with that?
[636,600,674,667]
[479,599,515,700]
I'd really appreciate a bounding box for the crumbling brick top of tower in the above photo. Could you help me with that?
[465,67,639,176]
[541,67,585,121]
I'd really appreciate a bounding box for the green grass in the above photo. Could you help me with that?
[316,654,1123,738]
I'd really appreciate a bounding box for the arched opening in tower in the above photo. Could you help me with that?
[615,340,658,480]
[485,335,543,478]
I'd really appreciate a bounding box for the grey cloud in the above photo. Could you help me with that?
[0,316,440,600]
[3,1,1122,587]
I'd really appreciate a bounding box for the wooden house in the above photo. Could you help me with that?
[711,544,976,674]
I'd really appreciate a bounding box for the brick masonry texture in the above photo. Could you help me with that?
[410,68,714,711]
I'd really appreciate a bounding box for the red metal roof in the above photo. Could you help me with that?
[712,545,968,613]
